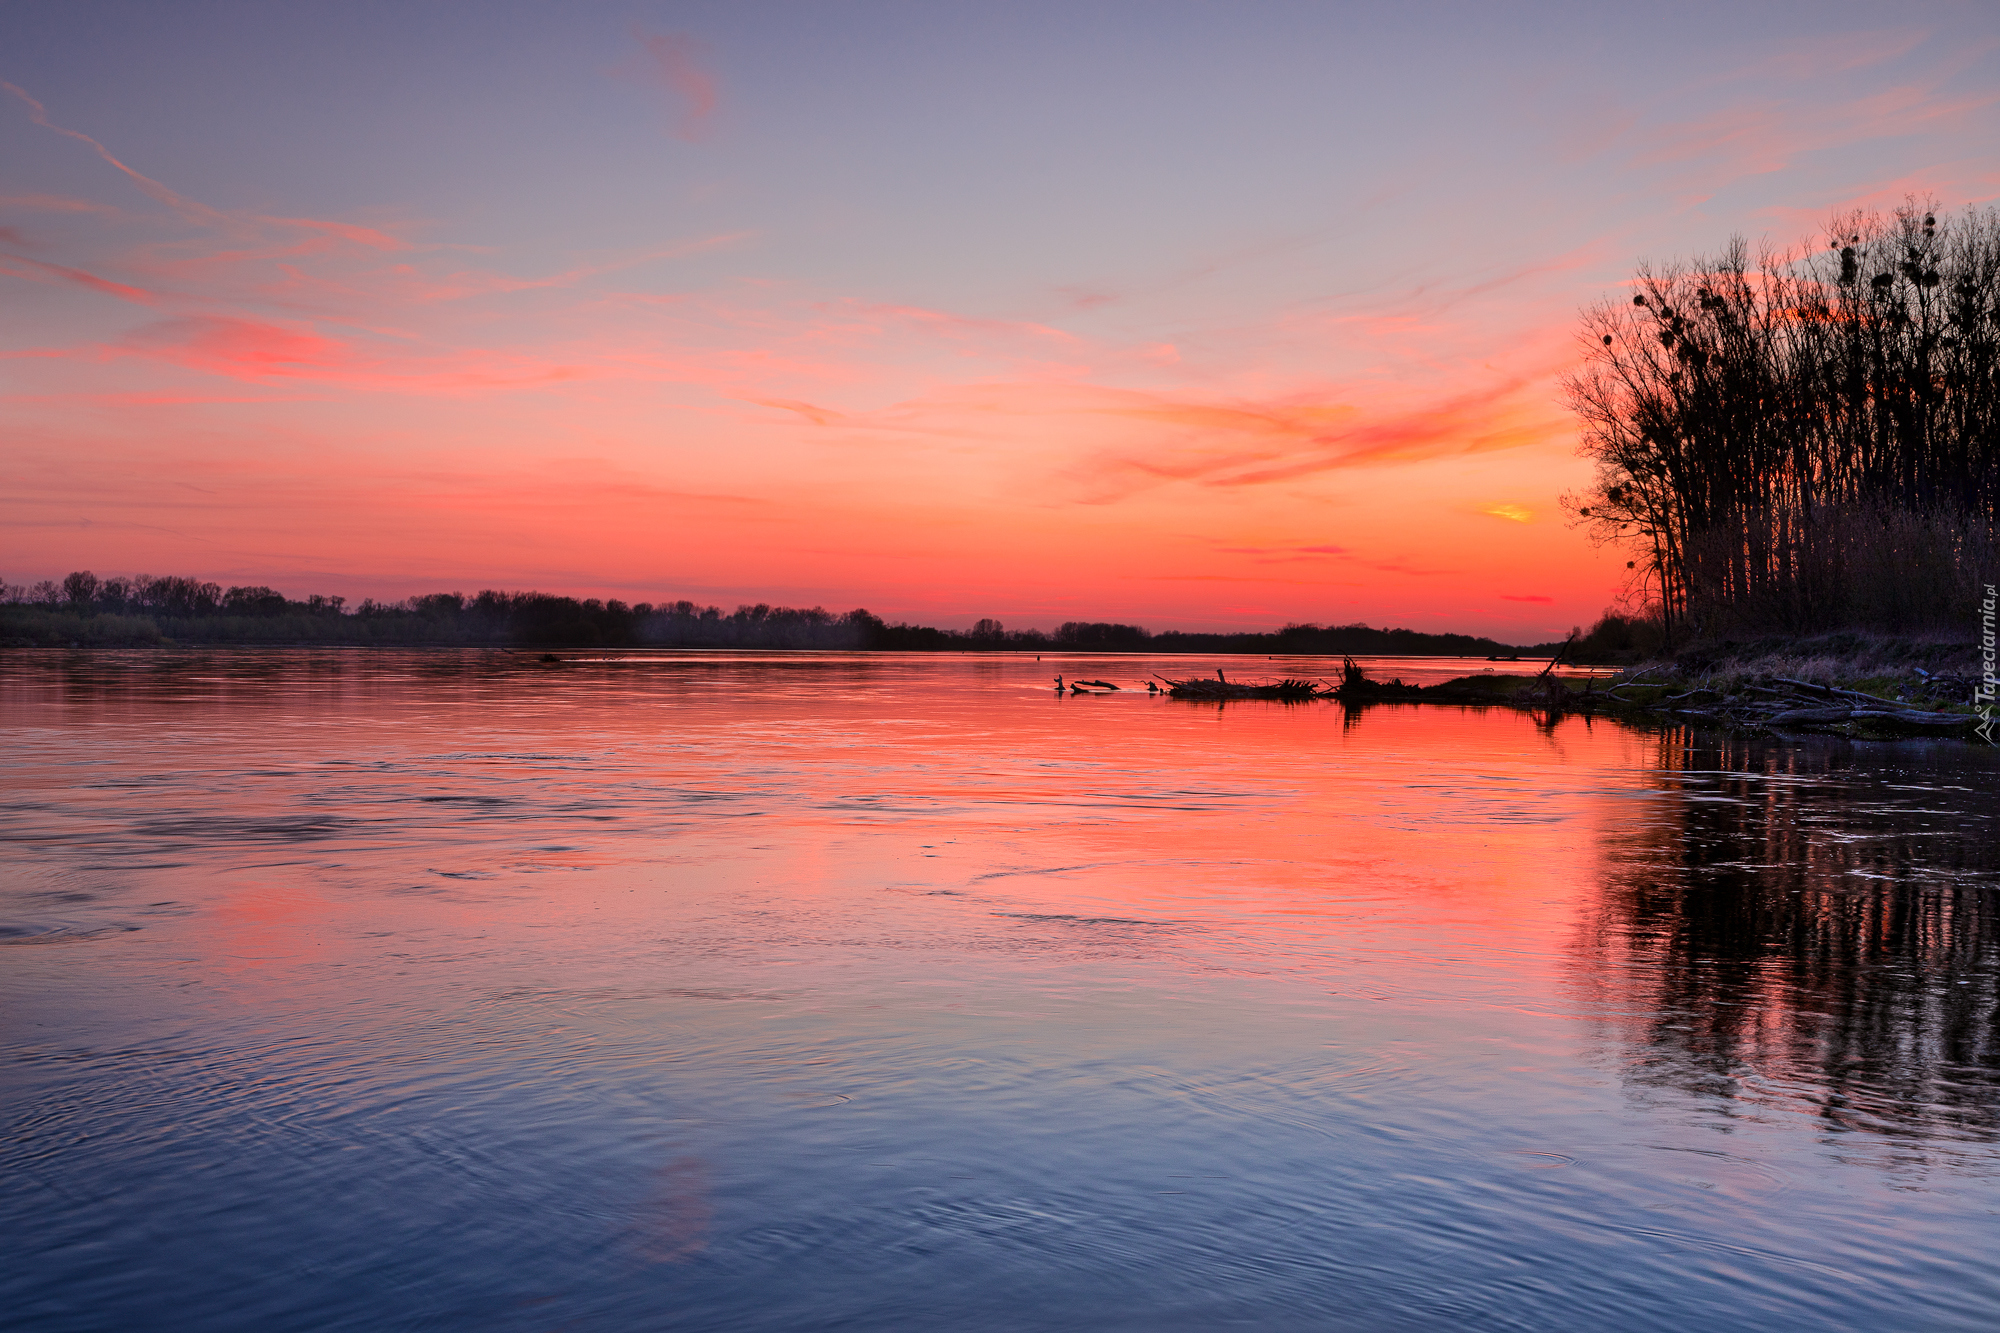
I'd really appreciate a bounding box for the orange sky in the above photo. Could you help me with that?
[5,5,1997,637]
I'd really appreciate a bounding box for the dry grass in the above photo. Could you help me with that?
[1587,630,1983,718]
[1672,629,1979,688]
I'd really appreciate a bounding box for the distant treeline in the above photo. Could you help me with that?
[1,571,1558,656]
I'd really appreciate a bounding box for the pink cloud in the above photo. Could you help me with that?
[1215,543,1350,557]
[1500,594,1554,604]
[0,192,128,216]
[1729,29,1929,82]
[125,316,349,379]
[1057,285,1117,309]
[0,252,159,305]
[1632,59,2000,191]
[329,233,752,306]
[836,300,1084,350]
[1360,560,1456,578]
[628,29,719,141]
[260,217,410,253]
[91,316,593,394]
[748,397,847,426]
[1046,370,1567,496]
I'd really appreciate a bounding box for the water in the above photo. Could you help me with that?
[3,649,1997,1332]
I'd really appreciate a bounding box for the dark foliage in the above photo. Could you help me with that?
[1156,622,1556,656]
[221,585,289,616]
[5,571,1561,654]
[1054,621,1150,649]
[1568,611,1669,665]
[1565,199,2000,637]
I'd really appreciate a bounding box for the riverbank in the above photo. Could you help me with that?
[1605,630,1987,738]
[1345,630,1990,743]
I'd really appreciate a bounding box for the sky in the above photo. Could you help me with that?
[3,1,1997,637]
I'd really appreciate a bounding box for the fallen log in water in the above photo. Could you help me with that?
[1766,707,1856,725]
[1158,675,1332,700]
[1770,677,1915,709]
[1847,709,1979,732]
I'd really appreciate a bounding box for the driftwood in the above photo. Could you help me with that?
[1632,676,1980,736]
[1771,677,1913,707]
[1537,629,1581,679]
[1157,674,1332,700]
[1850,709,1978,730]
[1766,707,1856,725]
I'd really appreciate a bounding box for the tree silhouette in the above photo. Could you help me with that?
[1565,199,2000,637]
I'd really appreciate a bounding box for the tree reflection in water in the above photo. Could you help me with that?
[1575,726,2000,1144]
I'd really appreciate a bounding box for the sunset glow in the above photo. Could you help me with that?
[5,4,1997,637]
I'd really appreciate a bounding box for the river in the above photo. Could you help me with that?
[3,649,1997,1331]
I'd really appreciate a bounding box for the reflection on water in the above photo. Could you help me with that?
[2,650,1997,1332]
[1577,728,2000,1145]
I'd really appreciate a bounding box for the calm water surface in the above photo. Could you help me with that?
[3,650,1998,1331]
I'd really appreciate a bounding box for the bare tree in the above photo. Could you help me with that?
[62,571,99,608]
[1564,199,2000,637]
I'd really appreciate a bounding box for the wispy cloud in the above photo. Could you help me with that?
[2,79,238,231]
[1728,29,1931,82]
[1052,370,1569,498]
[124,315,350,379]
[0,192,128,217]
[1629,45,2000,192]
[0,252,159,305]
[623,29,719,141]
[747,397,847,426]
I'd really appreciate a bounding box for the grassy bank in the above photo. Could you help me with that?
[1598,631,1989,742]
[1345,639,1989,743]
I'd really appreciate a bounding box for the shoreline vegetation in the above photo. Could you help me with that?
[1540,198,1999,742]
[4,570,1985,741]
[0,573,1561,658]
[1335,658,1987,741]
[1152,649,1986,740]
